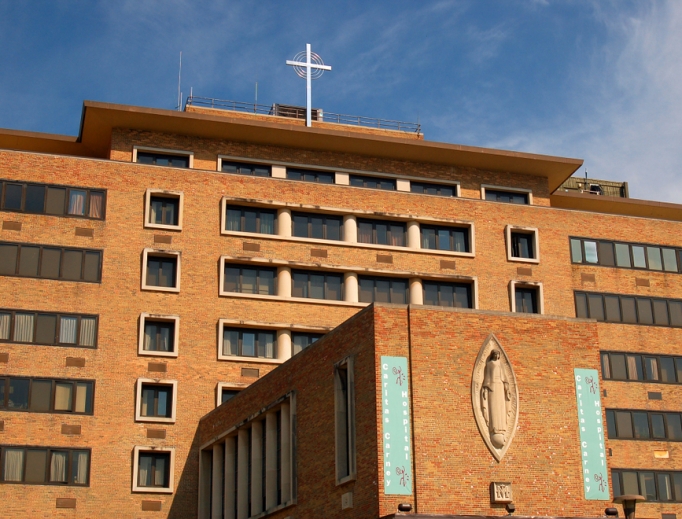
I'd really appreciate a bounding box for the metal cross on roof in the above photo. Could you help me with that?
[286,43,332,127]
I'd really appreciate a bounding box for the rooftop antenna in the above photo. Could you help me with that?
[177,52,182,110]
[255,81,258,112]
[286,44,331,127]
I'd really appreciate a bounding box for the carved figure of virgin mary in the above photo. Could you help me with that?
[481,350,511,448]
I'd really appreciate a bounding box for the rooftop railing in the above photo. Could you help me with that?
[184,95,422,134]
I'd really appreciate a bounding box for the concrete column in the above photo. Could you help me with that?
[265,413,278,510]
[343,215,357,243]
[407,220,421,249]
[409,278,423,305]
[280,402,291,503]
[277,267,291,298]
[212,443,224,519]
[198,449,212,519]
[237,429,249,519]
[251,421,263,517]
[277,208,291,237]
[344,272,359,303]
[224,436,237,519]
[277,330,292,361]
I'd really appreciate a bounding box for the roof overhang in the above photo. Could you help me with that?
[0,101,583,191]
[551,190,682,222]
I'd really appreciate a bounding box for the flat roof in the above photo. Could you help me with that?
[0,100,583,192]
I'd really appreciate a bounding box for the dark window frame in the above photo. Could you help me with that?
[358,276,409,304]
[0,179,106,220]
[606,409,682,441]
[291,212,342,241]
[144,252,179,290]
[291,332,324,355]
[224,205,277,235]
[0,309,98,348]
[513,284,540,314]
[357,218,406,247]
[141,317,176,354]
[136,451,171,489]
[220,161,271,177]
[349,175,396,191]
[0,377,95,415]
[221,327,277,359]
[0,242,102,283]
[135,150,190,168]
[286,168,334,184]
[139,383,174,419]
[223,265,276,295]
[410,181,458,197]
[569,236,681,273]
[420,224,471,253]
[601,351,682,385]
[484,188,529,205]
[0,445,91,486]
[291,270,344,301]
[611,469,682,502]
[422,281,473,308]
[576,291,682,328]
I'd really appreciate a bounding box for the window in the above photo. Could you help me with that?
[511,281,542,314]
[601,351,682,384]
[607,410,682,441]
[142,249,180,292]
[349,175,395,190]
[421,225,470,253]
[410,181,457,197]
[507,226,539,263]
[216,383,244,407]
[144,190,183,230]
[292,270,343,301]
[221,327,277,360]
[134,148,191,168]
[576,292,682,328]
[612,470,682,502]
[199,395,294,515]
[138,314,179,357]
[358,276,408,304]
[570,237,681,273]
[133,446,175,493]
[357,219,406,247]
[286,168,334,184]
[0,446,90,486]
[291,332,323,355]
[221,160,271,177]
[0,242,101,282]
[224,205,276,235]
[292,212,342,241]
[335,357,356,484]
[423,281,473,308]
[0,310,97,348]
[223,265,276,295]
[483,187,530,204]
[0,377,94,414]
[135,379,177,423]
[0,180,105,219]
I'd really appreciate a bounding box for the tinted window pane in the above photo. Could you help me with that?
[645,357,659,381]
[83,252,100,282]
[676,357,682,382]
[575,293,588,318]
[601,353,611,379]
[675,474,682,501]
[639,472,656,501]
[3,183,23,210]
[632,412,650,439]
[632,246,646,268]
[667,414,682,440]
[615,243,631,267]
[660,357,676,383]
[0,244,18,274]
[610,354,627,380]
[45,187,66,215]
[612,472,622,498]
[570,239,583,263]
[651,414,666,439]
[25,450,47,483]
[658,474,672,501]
[621,297,637,323]
[35,314,57,344]
[606,410,616,438]
[663,248,678,272]
[24,185,45,213]
[636,298,653,324]
[62,250,83,280]
[40,248,61,279]
[615,411,633,438]
[604,296,621,322]
[584,241,598,263]
[599,242,615,266]
[18,246,40,276]
[670,302,682,326]
[647,247,663,271]
[587,294,604,321]
[653,300,670,326]
[30,380,52,412]
[621,472,639,496]
[626,355,643,380]
[8,378,29,409]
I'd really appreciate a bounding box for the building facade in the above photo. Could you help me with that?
[0,100,681,518]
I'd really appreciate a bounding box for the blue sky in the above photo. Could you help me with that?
[1,1,681,203]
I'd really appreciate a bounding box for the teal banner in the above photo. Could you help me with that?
[574,368,610,500]
[381,356,412,495]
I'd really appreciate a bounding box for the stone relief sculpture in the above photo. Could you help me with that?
[471,334,519,462]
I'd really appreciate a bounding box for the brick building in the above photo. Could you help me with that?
[1,98,681,518]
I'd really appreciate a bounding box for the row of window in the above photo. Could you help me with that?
[601,351,682,384]
[576,291,682,328]
[0,310,97,348]
[0,377,94,414]
[222,329,323,360]
[0,179,105,220]
[612,470,682,503]
[606,409,682,441]
[0,242,101,283]
[571,237,682,273]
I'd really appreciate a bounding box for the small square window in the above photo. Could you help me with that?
[216,382,245,407]
[138,314,179,358]
[132,446,175,493]
[506,226,539,263]
[135,379,177,423]
[142,249,181,293]
[510,281,543,314]
[144,189,183,231]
